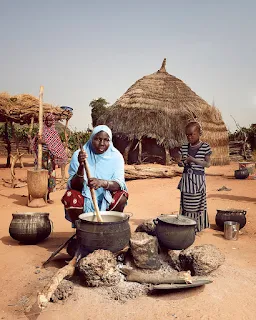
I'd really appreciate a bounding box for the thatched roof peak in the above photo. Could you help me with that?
[158,58,167,73]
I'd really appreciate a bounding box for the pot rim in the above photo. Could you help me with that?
[235,168,249,172]
[216,209,246,215]
[27,169,48,173]
[12,212,50,217]
[78,211,131,225]
[156,214,196,226]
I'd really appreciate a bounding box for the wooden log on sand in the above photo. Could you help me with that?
[125,165,178,180]
[120,267,193,284]
[124,165,227,180]
[38,256,77,309]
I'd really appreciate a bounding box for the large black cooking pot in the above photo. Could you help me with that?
[76,211,131,253]
[154,215,196,250]
[215,209,246,230]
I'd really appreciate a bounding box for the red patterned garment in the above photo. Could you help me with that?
[61,189,128,211]
[61,190,84,210]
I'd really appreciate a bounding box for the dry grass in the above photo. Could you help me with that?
[0,92,72,124]
[98,59,229,165]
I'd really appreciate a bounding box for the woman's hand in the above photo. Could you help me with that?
[78,150,88,165]
[88,178,103,190]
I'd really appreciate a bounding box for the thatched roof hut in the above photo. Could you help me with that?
[0,91,73,167]
[98,59,229,165]
[0,92,72,124]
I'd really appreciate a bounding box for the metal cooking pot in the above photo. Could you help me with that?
[76,211,131,253]
[234,168,249,179]
[154,214,196,250]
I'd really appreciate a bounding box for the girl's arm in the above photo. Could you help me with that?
[186,154,211,168]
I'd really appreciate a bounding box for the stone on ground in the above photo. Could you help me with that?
[78,249,121,287]
[135,219,156,236]
[179,244,225,275]
[167,250,182,271]
[130,232,160,270]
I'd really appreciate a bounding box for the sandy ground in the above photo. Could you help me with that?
[0,156,256,320]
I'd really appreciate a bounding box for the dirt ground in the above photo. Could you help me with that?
[0,155,256,320]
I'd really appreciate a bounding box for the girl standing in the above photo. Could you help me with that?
[177,121,212,232]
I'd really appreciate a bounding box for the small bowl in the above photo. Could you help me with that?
[60,106,73,112]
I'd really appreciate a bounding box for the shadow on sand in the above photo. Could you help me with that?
[208,193,256,203]
[0,192,28,205]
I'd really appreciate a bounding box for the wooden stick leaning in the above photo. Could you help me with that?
[80,144,103,223]
[42,234,76,267]
[37,86,44,170]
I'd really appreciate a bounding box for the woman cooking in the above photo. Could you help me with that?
[30,113,68,204]
[62,125,128,225]
[176,121,212,232]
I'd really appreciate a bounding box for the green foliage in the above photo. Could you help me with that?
[89,97,109,127]
[229,124,256,149]
[59,130,91,154]
[0,123,38,140]
[0,123,91,154]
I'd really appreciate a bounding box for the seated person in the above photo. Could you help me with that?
[62,125,128,225]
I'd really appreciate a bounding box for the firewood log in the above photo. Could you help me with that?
[37,256,77,309]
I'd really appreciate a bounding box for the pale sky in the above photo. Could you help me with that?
[1,0,255,132]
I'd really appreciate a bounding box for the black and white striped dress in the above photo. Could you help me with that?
[178,142,212,232]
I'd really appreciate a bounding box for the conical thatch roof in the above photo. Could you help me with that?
[98,59,229,165]
[0,92,72,124]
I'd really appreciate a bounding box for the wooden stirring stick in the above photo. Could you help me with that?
[80,144,103,222]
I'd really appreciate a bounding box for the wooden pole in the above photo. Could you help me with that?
[80,144,103,223]
[64,118,69,155]
[165,147,171,165]
[28,116,34,154]
[5,122,11,168]
[138,140,142,164]
[61,118,69,182]
[123,139,133,164]
[37,86,44,170]
[84,159,103,222]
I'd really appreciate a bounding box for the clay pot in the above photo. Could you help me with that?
[215,209,246,230]
[9,212,52,244]
[154,215,196,250]
[234,168,249,179]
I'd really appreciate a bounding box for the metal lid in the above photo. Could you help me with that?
[157,214,196,226]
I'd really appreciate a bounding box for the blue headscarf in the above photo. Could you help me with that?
[67,125,127,215]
